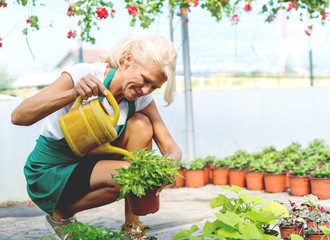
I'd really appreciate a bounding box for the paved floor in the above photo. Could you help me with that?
[0,184,329,240]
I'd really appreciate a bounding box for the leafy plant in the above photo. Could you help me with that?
[246,153,264,172]
[227,150,251,170]
[173,185,288,240]
[290,160,317,176]
[263,162,285,174]
[214,157,229,168]
[111,148,180,201]
[187,158,206,170]
[311,163,330,178]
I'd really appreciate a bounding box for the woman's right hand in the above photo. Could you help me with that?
[73,74,108,100]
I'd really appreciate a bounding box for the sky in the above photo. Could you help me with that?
[0,0,330,80]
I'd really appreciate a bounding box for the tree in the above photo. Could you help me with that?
[0,0,328,45]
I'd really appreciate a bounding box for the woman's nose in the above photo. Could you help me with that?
[142,85,153,95]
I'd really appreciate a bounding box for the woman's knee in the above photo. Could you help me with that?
[127,113,153,138]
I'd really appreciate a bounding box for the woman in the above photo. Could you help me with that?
[11,35,182,240]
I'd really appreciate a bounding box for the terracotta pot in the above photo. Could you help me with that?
[204,167,210,184]
[310,177,330,199]
[185,169,205,188]
[289,174,311,196]
[212,167,229,185]
[245,171,264,190]
[307,220,330,228]
[228,169,246,187]
[208,163,216,180]
[285,170,291,188]
[305,233,330,240]
[263,172,286,193]
[280,224,304,239]
[169,169,185,188]
[127,187,159,216]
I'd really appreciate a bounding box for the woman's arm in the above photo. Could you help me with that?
[11,72,108,126]
[141,100,182,162]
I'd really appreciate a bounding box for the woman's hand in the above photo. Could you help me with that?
[155,181,169,197]
[73,74,108,100]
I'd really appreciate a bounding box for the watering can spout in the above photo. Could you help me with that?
[89,143,132,158]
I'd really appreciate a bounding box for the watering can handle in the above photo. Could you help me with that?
[69,89,120,126]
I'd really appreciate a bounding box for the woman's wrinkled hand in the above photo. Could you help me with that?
[72,74,108,100]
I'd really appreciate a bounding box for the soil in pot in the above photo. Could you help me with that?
[310,177,330,199]
[263,172,286,193]
[245,171,264,190]
[228,169,246,187]
[185,169,205,188]
[212,167,229,185]
[127,187,159,216]
[289,174,311,196]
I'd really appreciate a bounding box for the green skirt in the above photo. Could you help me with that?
[24,136,81,215]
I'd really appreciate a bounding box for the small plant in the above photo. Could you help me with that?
[173,185,288,240]
[227,150,251,170]
[111,148,181,201]
[214,157,229,168]
[311,163,330,178]
[290,160,317,176]
[187,157,206,170]
[263,162,285,174]
[246,153,264,172]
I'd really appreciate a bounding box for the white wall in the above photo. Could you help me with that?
[2,87,330,202]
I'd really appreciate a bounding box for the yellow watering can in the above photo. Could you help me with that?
[58,89,132,158]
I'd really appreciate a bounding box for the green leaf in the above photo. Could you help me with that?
[239,193,252,204]
[216,225,241,238]
[251,195,268,205]
[290,234,305,240]
[215,211,241,228]
[210,194,232,209]
[220,185,242,193]
[173,225,199,240]
[237,222,263,239]
[260,201,289,218]
[319,226,330,235]
[241,210,275,224]
[203,220,222,238]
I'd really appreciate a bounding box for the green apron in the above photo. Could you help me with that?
[24,67,135,215]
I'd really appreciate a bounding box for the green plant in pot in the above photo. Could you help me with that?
[111,148,181,216]
[310,163,330,199]
[263,160,287,193]
[184,157,206,188]
[244,152,265,191]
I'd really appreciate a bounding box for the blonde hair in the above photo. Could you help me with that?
[102,36,177,105]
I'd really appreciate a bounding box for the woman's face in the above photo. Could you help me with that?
[121,55,167,101]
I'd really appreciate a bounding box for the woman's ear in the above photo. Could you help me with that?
[124,53,134,68]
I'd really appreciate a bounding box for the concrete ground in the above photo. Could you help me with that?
[0,184,329,240]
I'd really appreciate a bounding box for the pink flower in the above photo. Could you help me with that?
[111,9,116,14]
[127,5,138,15]
[67,30,77,39]
[304,26,312,36]
[193,0,199,7]
[0,0,7,8]
[180,7,191,14]
[287,1,296,11]
[96,7,109,19]
[26,18,31,24]
[231,14,239,24]
[243,3,252,11]
[322,12,329,21]
[0,38,2,48]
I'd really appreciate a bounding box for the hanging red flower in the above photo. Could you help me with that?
[287,1,296,11]
[193,0,199,7]
[67,30,77,39]
[304,26,312,36]
[243,3,252,11]
[96,7,109,19]
[127,5,138,15]
[231,14,239,25]
[26,18,31,24]
[322,12,329,21]
[67,6,74,17]
[0,37,2,48]
[0,0,7,8]
[111,9,116,14]
[180,7,191,14]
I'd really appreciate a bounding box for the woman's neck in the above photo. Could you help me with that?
[104,65,125,102]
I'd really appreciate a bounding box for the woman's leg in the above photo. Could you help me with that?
[52,113,153,225]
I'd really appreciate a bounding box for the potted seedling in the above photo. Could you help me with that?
[263,153,287,193]
[278,214,304,239]
[212,156,229,185]
[111,148,181,216]
[289,159,316,196]
[204,155,216,183]
[185,158,206,188]
[244,152,265,191]
[227,150,251,187]
[310,163,330,199]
